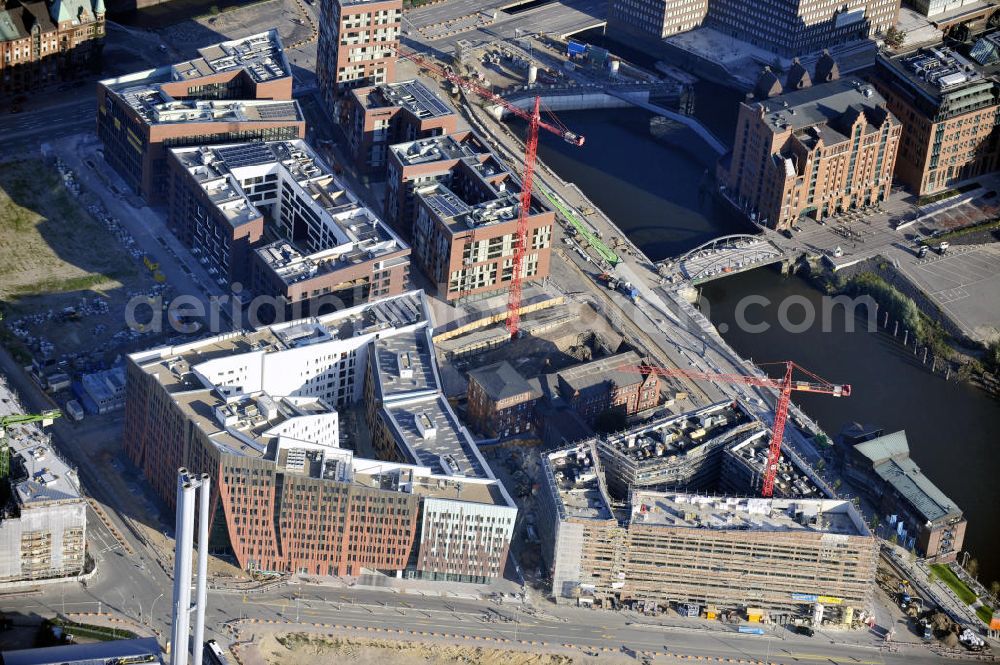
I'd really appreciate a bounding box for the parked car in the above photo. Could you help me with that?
[794,625,815,637]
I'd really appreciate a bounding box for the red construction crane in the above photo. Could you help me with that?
[626,361,850,497]
[400,50,584,337]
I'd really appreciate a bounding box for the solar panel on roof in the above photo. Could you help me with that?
[406,82,452,117]
[217,143,275,168]
[257,103,298,120]
[970,38,999,66]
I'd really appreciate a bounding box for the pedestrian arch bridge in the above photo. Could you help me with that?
[660,235,787,286]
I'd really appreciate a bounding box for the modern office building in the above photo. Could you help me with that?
[0,380,86,584]
[908,0,984,18]
[706,0,898,57]
[316,0,402,108]
[872,42,1000,195]
[550,351,660,424]
[0,0,105,95]
[844,430,966,562]
[386,132,555,301]
[608,0,898,56]
[466,361,540,439]
[594,400,765,498]
[722,69,901,229]
[345,79,457,173]
[167,139,410,314]
[538,443,878,615]
[123,292,516,581]
[608,0,709,40]
[97,31,303,203]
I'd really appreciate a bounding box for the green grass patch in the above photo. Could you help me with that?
[51,618,137,641]
[977,605,994,624]
[0,159,137,299]
[919,218,1000,247]
[930,563,978,604]
[916,182,980,206]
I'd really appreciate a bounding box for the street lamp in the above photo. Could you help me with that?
[149,593,165,627]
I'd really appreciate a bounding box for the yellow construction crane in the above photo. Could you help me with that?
[0,410,61,478]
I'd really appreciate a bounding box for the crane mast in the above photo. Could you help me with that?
[0,410,62,478]
[628,362,849,497]
[399,49,584,336]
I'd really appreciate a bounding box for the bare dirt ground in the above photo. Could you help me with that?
[0,159,164,366]
[257,633,620,665]
[0,159,136,300]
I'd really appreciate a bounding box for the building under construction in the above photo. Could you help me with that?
[595,400,765,498]
[0,381,86,584]
[538,440,877,618]
[721,434,828,499]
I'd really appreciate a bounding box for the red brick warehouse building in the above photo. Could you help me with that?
[555,351,661,424]
[467,361,541,439]
[0,0,105,95]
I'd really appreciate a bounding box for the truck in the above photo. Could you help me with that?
[618,281,640,303]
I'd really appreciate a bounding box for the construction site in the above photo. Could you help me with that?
[0,376,87,586]
[536,439,879,622]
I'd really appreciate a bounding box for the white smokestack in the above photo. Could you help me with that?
[170,468,211,665]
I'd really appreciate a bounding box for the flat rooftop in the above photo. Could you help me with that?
[2,637,162,665]
[172,139,407,267]
[371,328,438,401]
[129,292,508,505]
[600,400,758,464]
[390,132,492,167]
[881,42,1000,106]
[728,436,822,498]
[630,491,870,536]
[0,379,81,508]
[544,443,615,522]
[382,395,486,478]
[173,30,290,83]
[361,79,454,119]
[392,132,545,233]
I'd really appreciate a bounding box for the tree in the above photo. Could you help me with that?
[884,26,907,49]
[966,557,980,578]
[989,580,1000,601]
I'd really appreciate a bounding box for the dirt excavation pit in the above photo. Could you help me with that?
[258,634,633,665]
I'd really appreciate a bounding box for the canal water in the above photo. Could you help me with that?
[529,94,1000,584]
